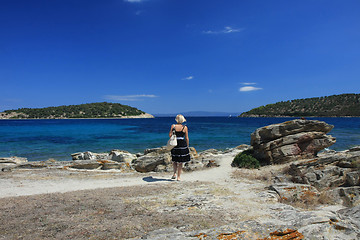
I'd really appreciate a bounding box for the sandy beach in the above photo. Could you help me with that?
[2,150,358,239]
[1,151,237,198]
[2,152,269,239]
[0,152,284,239]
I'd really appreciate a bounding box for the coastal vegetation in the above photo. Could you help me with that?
[239,93,360,117]
[1,102,149,119]
[231,149,261,169]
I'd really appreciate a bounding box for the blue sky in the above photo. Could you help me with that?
[1,0,359,114]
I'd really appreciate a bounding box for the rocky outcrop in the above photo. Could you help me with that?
[251,119,336,164]
[271,146,360,207]
[71,151,109,161]
[68,146,243,173]
[0,157,28,171]
[69,150,137,171]
[108,149,137,164]
[69,159,132,171]
[250,118,360,209]
[138,205,360,240]
[133,151,172,173]
[71,150,137,163]
[134,146,215,173]
[133,146,246,173]
[268,183,320,203]
[2,146,244,173]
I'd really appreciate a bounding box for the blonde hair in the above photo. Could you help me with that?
[175,114,186,124]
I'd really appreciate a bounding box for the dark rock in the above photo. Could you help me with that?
[349,146,360,152]
[339,186,360,207]
[0,163,17,171]
[345,171,360,186]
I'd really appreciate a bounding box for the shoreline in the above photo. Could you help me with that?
[1,115,360,120]
[0,113,155,120]
[239,115,360,118]
[2,145,244,163]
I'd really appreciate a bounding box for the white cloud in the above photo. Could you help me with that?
[182,76,194,80]
[241,82,257,85]
[104,94,158,101]
[239,86,262,92]
[203,26,244,35]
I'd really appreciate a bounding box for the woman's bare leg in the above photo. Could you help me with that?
[177,163,183,181]
[172,162,177,179]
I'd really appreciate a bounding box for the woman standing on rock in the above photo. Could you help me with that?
[169,114,190,181]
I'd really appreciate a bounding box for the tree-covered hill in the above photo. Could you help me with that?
[239,94,360,117]
[0,102,153,119]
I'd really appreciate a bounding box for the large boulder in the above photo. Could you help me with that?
[251,119,336,164]
[133,152,172,173]
[346,171,360,186]
[0,157,28,171]
[133,146,221,173]
[109,149,136,164]
[0,157,28,165]
[70,150,135,171]
[71,151,109,160]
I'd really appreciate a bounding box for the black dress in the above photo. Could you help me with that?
[171,125,190,163]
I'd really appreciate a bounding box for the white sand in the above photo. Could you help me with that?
[0,152,238,198]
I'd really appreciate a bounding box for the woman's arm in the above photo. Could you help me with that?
[184,126,189,146]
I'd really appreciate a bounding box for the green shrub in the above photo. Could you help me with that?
[231,150,260,169]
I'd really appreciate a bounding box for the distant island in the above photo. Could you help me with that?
[0,102,154,119]
[155,111,240,117]
[239,93,360,117]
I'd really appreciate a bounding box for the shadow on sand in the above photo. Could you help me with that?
[142,176,174,183]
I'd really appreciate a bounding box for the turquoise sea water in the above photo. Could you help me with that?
[0,117,359,161]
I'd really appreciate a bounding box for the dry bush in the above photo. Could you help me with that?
[231,164,290,184]
[232,168,272,183]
